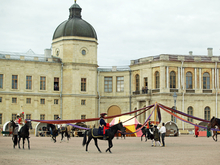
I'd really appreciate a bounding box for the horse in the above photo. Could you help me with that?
[207,116,220,142]
[47,123,58,143]
[18,120,32,149]
[82,122,125,153]
[136,124,154,142]
[59,124,71,143]
[9,120,19,148]
[116,126,126,139]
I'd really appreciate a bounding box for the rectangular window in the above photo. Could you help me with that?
[26,98,31,104]
[54,115,59,120]
[144,77,148,88]
[117,76,124,92]
[81,100,86,105]
[54,99,58,104]
[40,76,46,90]
[40,114,45,120]
[12,75,18,89]
[26,114,31,120]
[0,113,2,124]
[81,115,86,119]
[54,77,59,91]
[40,98,45,104]
[0,74,3,89]
[12,114,16,121]
[0,97,2,103]
[26,76,32,90]
[104,77,112,92]
[81,78,86,91]
[12,97,17,103]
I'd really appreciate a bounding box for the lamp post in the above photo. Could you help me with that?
[173,92,177,123]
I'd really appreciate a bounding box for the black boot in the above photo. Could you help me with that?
[103,134,106,140]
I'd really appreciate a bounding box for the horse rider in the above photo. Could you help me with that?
[56,116,62,133]
[98,113,109,140]
[14,112,25,133]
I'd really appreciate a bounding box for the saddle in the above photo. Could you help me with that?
[60,127,66,131]
[92,128,108,138]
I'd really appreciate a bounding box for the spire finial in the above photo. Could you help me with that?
[74,0,76,3]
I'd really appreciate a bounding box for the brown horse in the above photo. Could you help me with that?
[207,116,220,141]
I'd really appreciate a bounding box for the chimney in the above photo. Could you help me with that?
[207,48,213,57]
[44,49,51,58]
[189,51,193,55]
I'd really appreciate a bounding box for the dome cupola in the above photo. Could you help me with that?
[53,2,97,40]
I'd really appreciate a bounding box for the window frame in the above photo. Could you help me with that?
[26,98,31,104]
[186,72,193,89]
[104,77,113,92]
[40,98,45,104]
[81,78,86,92]
[116,76,124,92]
[0,74,3,89]
[12,97,17,103]
[54,99,59,104]
[81,115,86,119]
[26,76,32,90]
[81,99,86,105]
[187,106,193,122]
[40,76,46,90]
[40,114,45,120]
[12,113,16,121]
[135,74,140,91]
[155,71,160,89]
[54,77,59,91]
[26,114,31,120]
[203,72,210,89]
[204,106,210,120]
[170,71,176,88]
[12,75,18,89]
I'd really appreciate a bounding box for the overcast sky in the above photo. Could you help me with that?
[1,0,220,67]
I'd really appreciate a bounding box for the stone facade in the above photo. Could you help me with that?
[0,3,220,132]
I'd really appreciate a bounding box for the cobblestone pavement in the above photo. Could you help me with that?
[0,134,219,165]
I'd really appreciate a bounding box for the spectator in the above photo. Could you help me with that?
[159,122,166,147]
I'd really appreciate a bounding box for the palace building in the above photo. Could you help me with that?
[0,2,219,132]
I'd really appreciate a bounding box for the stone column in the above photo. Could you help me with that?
[182,68,185,90]
[212,68,215,89]
[194,68,197,89]
[199,68,202,89]
[178,67,181,89]
[217,69,219,89]
[160,66,166,92]
[166,66,169,88]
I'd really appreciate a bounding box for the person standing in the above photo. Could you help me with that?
[159,122,166,147]
[151,125,161,147]
[195,124,199,138]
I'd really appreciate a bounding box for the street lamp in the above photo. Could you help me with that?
[173,92,177,109]
[173,92,177,123]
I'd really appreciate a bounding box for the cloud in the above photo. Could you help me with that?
[0,0,220,66]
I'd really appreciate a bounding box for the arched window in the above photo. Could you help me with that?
[187,106,193,122]
[204,107,210,120]
[135,74,139,91]
[186,72,192,89]
[155,71,160,88]
[170,71,176,88]
[203,72,210,89]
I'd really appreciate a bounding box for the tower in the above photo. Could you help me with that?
[52,2,98,122]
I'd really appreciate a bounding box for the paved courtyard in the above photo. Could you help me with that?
[0,134,219,165]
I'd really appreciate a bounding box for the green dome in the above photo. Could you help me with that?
[53,3,97,40]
